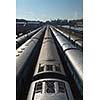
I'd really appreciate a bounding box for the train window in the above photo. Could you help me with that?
[35,82,42,93]
[58,82,65,93]
[55,65,61,72]
[46,65,53,71]
[38,66,44,72]
[18,51,23,53]
[45,81,55,93]
[21,48,25,50]
[25,44,29,46]
[16,54,19,57]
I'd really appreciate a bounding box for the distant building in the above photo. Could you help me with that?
[27,21,40,25]
[76,20,83,27]
[16,22,26,25]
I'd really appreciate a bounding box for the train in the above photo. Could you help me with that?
[53,26,83,49]
[16,26,42,49]
[26,26,74,100]
[50,26,83,96]
[16,26,46,100]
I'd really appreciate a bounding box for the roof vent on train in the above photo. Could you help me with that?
[38,64,61,73]
[46,65,53,71]
[44,37,52,40]
[35,81,42,93]
[38,64,44,72]
[45,81,55,93]
[34,80,66,94]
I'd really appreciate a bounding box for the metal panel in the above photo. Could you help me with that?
[27,79,74,100]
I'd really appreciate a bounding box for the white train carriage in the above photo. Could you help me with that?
[16,26,42,49]
[16,26,46,100]
[27,79,74,100]
[27,26,74,100]
[53,26,83,48]
[50,26,83,95]
[34,26,66,76]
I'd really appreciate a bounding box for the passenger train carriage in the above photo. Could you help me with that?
[27,26,74,100]
[50,26,83,96]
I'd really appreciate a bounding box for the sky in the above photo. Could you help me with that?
[16,0,83,22]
